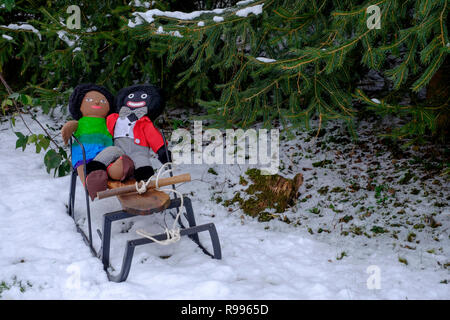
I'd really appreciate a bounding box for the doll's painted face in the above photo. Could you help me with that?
[80,91,110,118]
[124,90,151,109]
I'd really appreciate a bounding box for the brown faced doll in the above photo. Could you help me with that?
[61,84,133,199]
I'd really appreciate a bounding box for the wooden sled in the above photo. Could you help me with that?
[67,135,222,282]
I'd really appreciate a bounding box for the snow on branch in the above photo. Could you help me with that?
[128,8,227,27]
[235,4,263,17]
[0,23,42,40]
[127,2,264,28]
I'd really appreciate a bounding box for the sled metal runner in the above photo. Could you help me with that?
[67,134,221,282]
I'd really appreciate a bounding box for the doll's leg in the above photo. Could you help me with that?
[130,147,155,181]
[92,146,134,180]
[106,155,134,181]
[114,138,154,181]
[83,146,132,199]
[77,164,85,185]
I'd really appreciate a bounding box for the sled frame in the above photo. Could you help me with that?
[67,133,222,282]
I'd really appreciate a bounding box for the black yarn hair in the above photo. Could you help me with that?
[68,83,115,120]
[114,84,165,121]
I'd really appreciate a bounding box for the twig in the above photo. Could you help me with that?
[0,72,33,135]
[0,72,61,150]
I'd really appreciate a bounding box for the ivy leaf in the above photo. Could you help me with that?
[27,134,37,144]
[57,160,71,177]
[38,135,50,150]
[19,94,33,106]
[44,149,62,174]
[14,131,28,151]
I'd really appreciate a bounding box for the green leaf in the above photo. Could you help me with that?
[4,0,15,11]
[8,93,19,100]
[19,94,33,106]
[14,132,28,151]
[38,135,50,150]
[44,149,62,174]
[28,134,37,144]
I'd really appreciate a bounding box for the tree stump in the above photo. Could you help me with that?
[228,169,303,221]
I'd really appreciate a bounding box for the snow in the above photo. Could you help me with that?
[1,23,41,40]
[371,98,381,104]
[127,3,263,28]
[235,4,263,17]
[0,112,448,299]
[197,21,205,27]
[57,30,78,47]
[130,0,151,8]
[156,26,183,38]
[237,0,257,5]
[2,34,13,41]
[128,8,226,28]
[256,57,276,63]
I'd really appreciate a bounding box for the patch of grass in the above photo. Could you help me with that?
[239,176,248,186]
[350,226,363,236]
[312,159,332,168]
[374,185,389,204]
[434,202,447,208]
[399,171,415,185]
[370,225,387,234]
[0,277,32,298]
[257,211,276,222]
[398,257,408,265]
[0,281,10,297]
[336,251,347,260]
[339,215,353,223]
[317,186,329,195]
[207,168,218,175]
[330,186,346,193]
[407,232,417,242]
[308,207,321,215]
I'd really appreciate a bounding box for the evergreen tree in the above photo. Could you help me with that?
[0,0,448,174]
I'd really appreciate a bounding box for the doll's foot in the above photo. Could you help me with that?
[85,170,108,200]
[85,161,108,200]
[134,166,155,182]
[107,155,134,181]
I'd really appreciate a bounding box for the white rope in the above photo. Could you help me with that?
[135,162,184,245]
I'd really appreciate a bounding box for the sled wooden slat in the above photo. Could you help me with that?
[107,179,170,215]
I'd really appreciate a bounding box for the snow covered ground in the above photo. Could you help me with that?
[0,112,448,299]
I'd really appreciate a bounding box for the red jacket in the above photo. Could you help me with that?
[106,114,164,153]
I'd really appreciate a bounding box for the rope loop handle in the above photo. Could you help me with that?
[135,162,184,245]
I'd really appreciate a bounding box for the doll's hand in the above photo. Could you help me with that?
[157,145,172,164]
[61,120,78,145]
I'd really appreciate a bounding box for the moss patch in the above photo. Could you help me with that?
[225,169,303,221]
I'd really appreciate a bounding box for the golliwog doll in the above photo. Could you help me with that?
[106,84,171,182]
[61,84,134,200]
